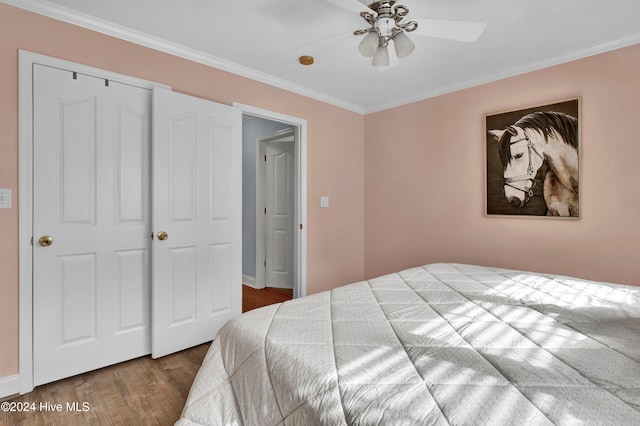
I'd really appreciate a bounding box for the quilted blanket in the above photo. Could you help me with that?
[176,263,640,425]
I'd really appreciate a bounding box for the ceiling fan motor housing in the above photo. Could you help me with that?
[358,1,417,37]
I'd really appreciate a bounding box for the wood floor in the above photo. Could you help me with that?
[1,286,292,426]
[242,285,293,312]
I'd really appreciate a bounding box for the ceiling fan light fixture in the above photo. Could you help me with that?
[393,31,414,58]
[358,30,380,57]
[372,44,389,66]
[354,1,420,67]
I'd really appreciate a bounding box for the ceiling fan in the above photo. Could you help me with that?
[319,0,487,67]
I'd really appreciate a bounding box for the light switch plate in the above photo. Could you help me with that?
[320,196,329,208]
[0,188,11,209]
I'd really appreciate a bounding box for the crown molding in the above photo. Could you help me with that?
[364,34,640,114]
[4,0,639,116]
[1,0,366,114]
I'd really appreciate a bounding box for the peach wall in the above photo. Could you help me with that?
[364,44,640,287]
[0,3,365,378]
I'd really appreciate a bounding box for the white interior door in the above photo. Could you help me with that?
[27,54,243,389]
[32,64,152,386]
[261,132,295,289]
[152,88,242,358]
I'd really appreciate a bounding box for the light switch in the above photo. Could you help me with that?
[320,196,329,208]
[0,188,11,209]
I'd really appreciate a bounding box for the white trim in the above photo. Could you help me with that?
[242,274,257,289]
[2,0,365,115]
[255,140,266,290]
[18,50,169,395]
[18,50,34,396]
[0,375,19,400]
[233,103,308,299]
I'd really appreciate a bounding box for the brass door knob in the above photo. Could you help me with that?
[157,231,168,241]
[39,235,53,247]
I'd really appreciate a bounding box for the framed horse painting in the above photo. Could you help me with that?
[485,98,581,218]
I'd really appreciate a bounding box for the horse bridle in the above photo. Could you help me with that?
[503,133,544,197]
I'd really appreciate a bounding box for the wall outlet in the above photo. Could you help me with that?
[0,188,11,209]
[320,196,329,208]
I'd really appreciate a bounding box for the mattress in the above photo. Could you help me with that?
[176,263,640,425]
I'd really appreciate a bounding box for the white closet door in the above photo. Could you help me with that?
[32,65,152,386]
[152,88,242,358]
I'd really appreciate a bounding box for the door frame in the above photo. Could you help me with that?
[17,50,170,394]
[256,128,295,291]
[233,103,307,300]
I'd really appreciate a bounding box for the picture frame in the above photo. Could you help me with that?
[485,98,581,218]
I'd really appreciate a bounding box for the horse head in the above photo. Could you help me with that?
[495,125,545,208]
[491,111,579,213]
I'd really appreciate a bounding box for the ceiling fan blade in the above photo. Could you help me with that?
[323,0,375,15]
[296,30,355,53]
[412,19,487,42]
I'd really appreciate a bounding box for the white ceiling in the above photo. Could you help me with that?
[6,0,640,113]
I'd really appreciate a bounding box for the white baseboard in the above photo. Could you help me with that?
[0,374,19,400]
[242,274,258,289]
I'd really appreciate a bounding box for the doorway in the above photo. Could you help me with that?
[236,103,307,300]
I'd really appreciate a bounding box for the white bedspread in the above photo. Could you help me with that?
[176,263,640,425]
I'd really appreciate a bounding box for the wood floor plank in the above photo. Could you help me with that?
[1,343,209,426]
[2,286,292,425]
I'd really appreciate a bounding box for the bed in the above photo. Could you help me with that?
[176,263,640,425]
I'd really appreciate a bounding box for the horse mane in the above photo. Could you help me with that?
[498,111,578,170]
